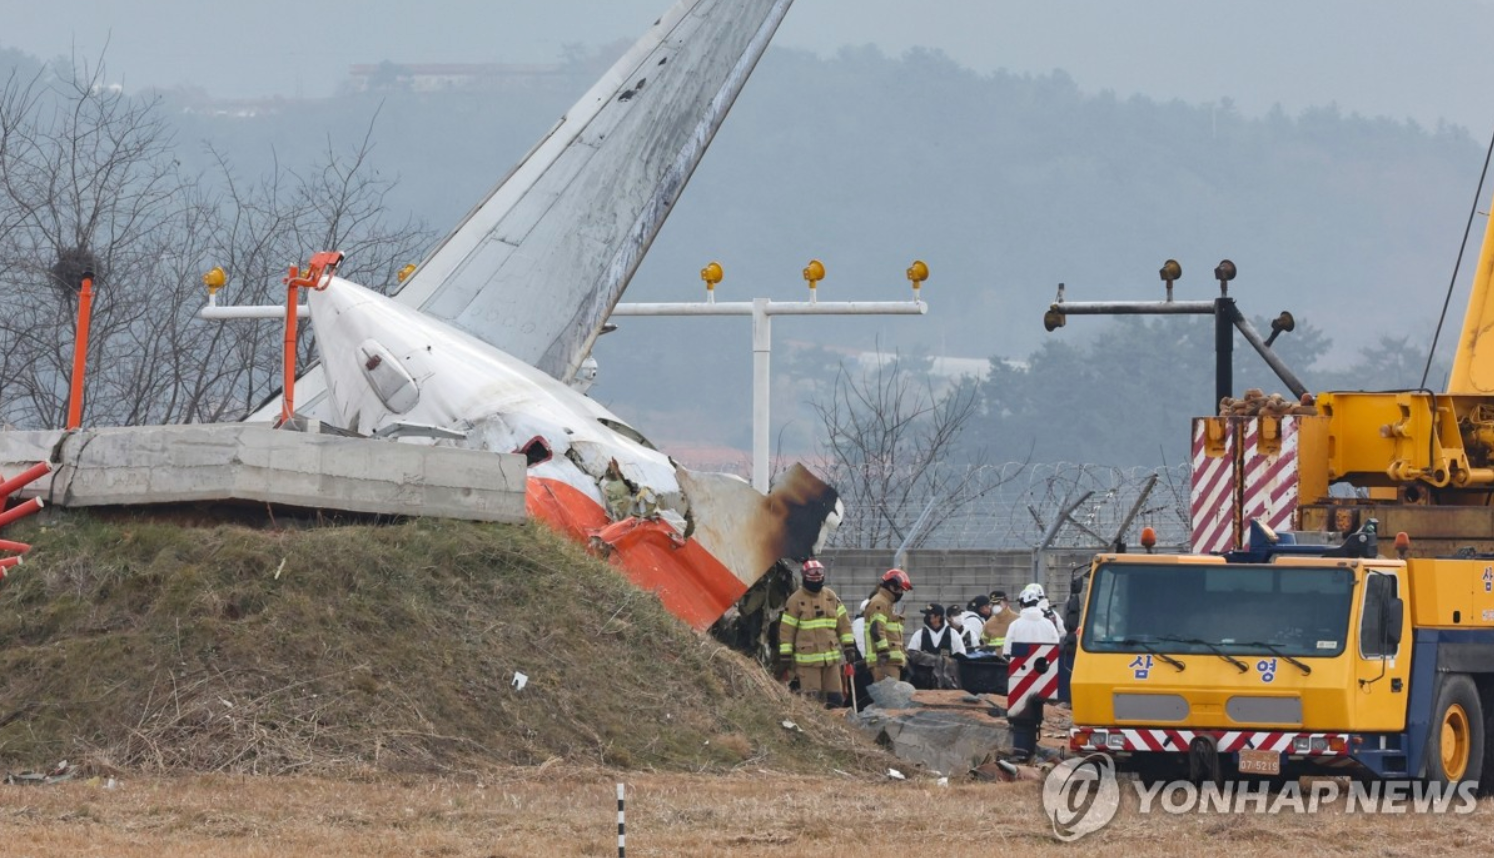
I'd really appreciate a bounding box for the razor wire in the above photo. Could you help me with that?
[820,461,1192,551]
[663,451,1195,551]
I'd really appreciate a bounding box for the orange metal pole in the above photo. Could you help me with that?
[280,268,300,426]
[0,555,21,578]
[0,461,52,499]
[276,252,343,427]
[0,497,43,529]
[0,539,31,554]
[66,275,94,429]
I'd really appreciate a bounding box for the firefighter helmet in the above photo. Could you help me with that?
[802,559,826,582]
[881,568,913,591]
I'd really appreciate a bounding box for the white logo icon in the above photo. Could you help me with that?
[1042,754,1121,841]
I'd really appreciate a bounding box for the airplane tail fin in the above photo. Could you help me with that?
[676,463,843,590]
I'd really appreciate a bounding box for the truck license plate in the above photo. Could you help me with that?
[1238,748,1280,776]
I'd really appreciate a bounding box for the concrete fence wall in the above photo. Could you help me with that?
[817,547,1101,615]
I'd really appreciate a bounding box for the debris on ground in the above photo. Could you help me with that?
[1219,387,1317,417]
[864,678,917,710]
[4,760,74,785]
[971,750,1058,782]
[849,689,1073,779]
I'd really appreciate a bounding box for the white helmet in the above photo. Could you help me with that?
[1018,582,1046,608]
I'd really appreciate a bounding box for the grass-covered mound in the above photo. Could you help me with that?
[0,515,883,776]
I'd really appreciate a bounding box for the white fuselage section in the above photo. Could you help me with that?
[309,277,681,512]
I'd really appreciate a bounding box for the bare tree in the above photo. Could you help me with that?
[0,57,431,429]
[811,355,1021,550]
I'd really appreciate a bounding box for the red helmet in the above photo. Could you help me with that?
[802,559,826,582]
[881,568,912,591]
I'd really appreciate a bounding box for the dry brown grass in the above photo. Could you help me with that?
[0,515,886,777]
[2,768,1490,857]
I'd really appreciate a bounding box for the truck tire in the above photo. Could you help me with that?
[1427,674,1484,787]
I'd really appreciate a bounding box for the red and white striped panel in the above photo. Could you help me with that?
[1191,419,1237,553]
[1239,417,1300,541]
[1008,643,1060,715]
[1070,726,1348,756]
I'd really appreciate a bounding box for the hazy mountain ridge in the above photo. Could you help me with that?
[0,42,1482,465]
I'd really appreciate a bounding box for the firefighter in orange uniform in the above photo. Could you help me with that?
[863,568,913,682]
[778,559,857,706]
[981,590,1021,650]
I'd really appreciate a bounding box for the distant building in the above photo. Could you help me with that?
[346,62,569,94]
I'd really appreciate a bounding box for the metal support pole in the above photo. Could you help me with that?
[199,291,309,320]
[1214,296,1235,409]
[752,298,772,492]
[894,495,941,568]
[1110,473,1159,549]
[1231,313,1309,400]
[66,275,94,430]
[1032,490,1093,581]
[609,294,927,493]
[1045,263,1309,414]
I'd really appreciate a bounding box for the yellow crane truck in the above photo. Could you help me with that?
[1070,191,1494,789]
[1069,520,1494,787]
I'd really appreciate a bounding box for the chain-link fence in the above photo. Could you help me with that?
[667,453,1194,552]
[820,461,1192,551]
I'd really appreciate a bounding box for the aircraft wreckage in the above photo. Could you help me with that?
[224,0,847,631]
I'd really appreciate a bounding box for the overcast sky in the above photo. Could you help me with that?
[4,0,1494,134]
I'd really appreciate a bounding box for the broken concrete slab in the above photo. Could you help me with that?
[0,424,526,523]
[856,707,1011,778]
[849,690,1074,777]
[864,678,917,710]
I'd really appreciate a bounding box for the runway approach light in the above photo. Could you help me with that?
[701,261,723,302]
[202,266,227,295]
[1214,259,1237,295]
[1043,281,1067,331]
[907,259,928,300]
[1159,258,1181,301]
[1265,311,1295,347]
[803,259,825,302]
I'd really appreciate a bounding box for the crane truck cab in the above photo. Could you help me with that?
[1069,520,1494,790]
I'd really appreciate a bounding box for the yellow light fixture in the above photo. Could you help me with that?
[202,266,227,295]
[700,261,723,290]
[906,259,928,300]
[803,259,825,298]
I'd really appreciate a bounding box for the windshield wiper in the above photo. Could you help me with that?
[1239,641,1312,675]
[1120,638,1186,672]
[1161,636,1249,673]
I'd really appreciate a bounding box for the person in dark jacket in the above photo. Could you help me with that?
[1058,571,1085,704]
[906,603,966,689]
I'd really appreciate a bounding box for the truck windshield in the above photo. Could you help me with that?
[1082,562,1355,658]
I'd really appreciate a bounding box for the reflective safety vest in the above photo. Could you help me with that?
[982,608,1019,649]
[778,586,854,666]
[863,586,907,666]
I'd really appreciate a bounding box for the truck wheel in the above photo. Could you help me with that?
[1427,674,1484,787]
